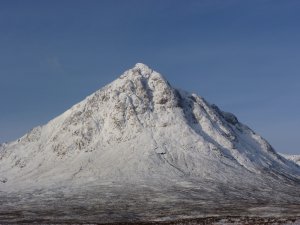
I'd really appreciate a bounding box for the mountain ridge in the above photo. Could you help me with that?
[281,153,300,166]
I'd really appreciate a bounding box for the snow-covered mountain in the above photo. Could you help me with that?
[0,63,300,223]
[281,154,300,166]
[0,63,299,191]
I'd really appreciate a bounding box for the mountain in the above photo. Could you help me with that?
[0,63,300,223]
[281,154,300,166]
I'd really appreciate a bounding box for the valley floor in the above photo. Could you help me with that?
[1,215,299,225]
[106,217,300,225]
[0,183,299,224]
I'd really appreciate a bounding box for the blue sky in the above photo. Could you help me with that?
[0,0,299,154]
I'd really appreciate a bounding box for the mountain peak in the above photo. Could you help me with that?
[120,63,160,81]
[113,63,178,110]
[133,62,152,73]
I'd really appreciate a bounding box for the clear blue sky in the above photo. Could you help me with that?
[0,0,299,154]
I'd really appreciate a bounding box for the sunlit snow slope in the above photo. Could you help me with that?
[281,154,300,166]
[0,63,299,192]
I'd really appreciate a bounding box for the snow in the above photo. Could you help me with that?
[0,63,299,191]
[280,154,300,166]
[0,63,299,222]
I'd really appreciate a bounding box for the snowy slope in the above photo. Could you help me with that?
[0,63,299,193]
[281,154,300,166]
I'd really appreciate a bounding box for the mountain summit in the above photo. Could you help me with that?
[0,63,299,190]
[1,63,300,222]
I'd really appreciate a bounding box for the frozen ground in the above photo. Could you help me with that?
[0,181,300,224]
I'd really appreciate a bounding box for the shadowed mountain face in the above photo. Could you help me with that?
[0,63,300,223]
